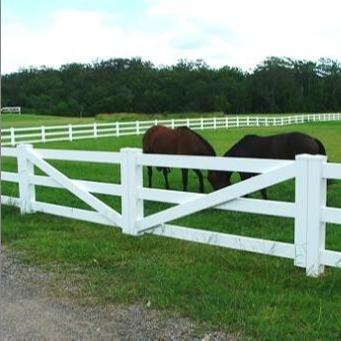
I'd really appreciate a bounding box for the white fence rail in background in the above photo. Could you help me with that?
[1,113,341,146]
[1,144,341,277]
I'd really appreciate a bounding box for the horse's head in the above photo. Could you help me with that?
[207,170,231,190]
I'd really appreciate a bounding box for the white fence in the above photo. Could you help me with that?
[2,144,341,277]
[1,113,341,146]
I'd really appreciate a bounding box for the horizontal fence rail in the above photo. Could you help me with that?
[1,113,341,146]
[1,145,341,277]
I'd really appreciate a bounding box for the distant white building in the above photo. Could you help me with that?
[1,106,21,114]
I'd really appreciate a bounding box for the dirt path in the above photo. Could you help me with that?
[0,250,235,340]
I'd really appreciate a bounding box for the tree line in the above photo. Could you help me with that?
[2,56,341,116]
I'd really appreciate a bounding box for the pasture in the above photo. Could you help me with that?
[2,120,341,339]
[1,112,224,128]
[1,113,95,128]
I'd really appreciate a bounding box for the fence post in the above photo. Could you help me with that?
[10,127,15,146]
[68,124,73,141]
[236,116,239,127]
[120,148,144,236]
[171,119,175,129]
[41,126,46,142]
[93,123,98,138]
[295,154,328,274]
[186,118,190,127]
[294,155,309,268]
[225,116,228,129]
[306,154,327,277]
[17,144,36,214]
[201,117,204,130]
[136,121,140,135]
[116,122,120,137]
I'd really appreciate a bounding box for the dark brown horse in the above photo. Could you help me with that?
[208,132,326,199]
[143,125,216,192]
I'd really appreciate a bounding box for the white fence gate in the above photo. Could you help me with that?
[2,144,341,277]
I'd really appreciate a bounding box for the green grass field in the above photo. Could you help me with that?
[1,112,225,128]
[2,121,341,339]
[1,113,95,128]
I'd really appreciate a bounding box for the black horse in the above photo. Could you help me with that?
[207,132,326,199]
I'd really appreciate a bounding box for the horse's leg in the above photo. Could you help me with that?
[182,168,188,191]
[163,168,170,190]
[193,169,204,193]
[148,166,153,188]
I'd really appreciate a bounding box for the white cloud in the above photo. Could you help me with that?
[2,9,176,73]
[146,0,341,68]
[2,1,341,73]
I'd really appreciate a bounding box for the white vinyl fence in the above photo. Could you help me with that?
[2,144,341,277]
[1,113,341,146]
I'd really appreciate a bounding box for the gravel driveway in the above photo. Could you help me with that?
[0,250,236,340]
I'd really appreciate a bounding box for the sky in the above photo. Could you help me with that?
[2,0,341,74]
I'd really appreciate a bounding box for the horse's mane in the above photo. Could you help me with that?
[177,126,216,156]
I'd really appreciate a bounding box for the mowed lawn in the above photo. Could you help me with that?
[1,113,96,128]
[1,112,223,128]
[2,121,341,339]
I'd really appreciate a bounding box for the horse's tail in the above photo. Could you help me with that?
[315,138,326,155]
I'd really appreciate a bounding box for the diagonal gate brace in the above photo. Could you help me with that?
[137,163,295,232]
[26,148,122,227]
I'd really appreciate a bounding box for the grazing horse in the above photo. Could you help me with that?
[143,125,216,192]
[208,132,326,199]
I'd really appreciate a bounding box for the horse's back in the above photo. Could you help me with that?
[143,125,176,154]
[286,132,325,157]
[263,132,324,158]
[175,127,216,156]
[227,132,325,159]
